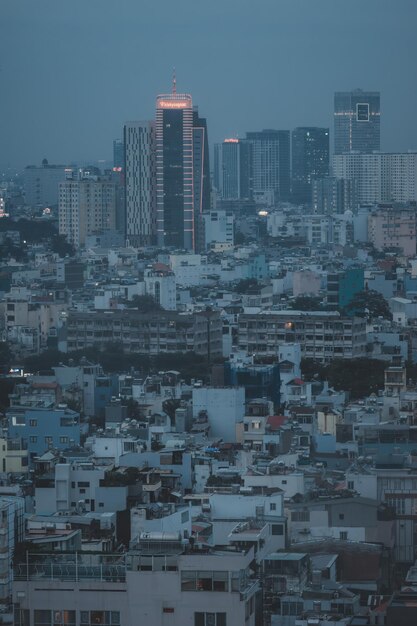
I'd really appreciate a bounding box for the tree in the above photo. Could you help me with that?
[125,294,163,313]
[233,278,260,294]
[50,234,75,258]
[289,296,323,311]
[234,231,248,246]
[344,289,392,320]
[301,357,387,399]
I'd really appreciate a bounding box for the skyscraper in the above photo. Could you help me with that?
[291,127,329,204]
[113,139,124,169]
[245,130,290,204]
[156,79,194,250]
[124,121,155,247]
[218,138,253,201]
[334,89,380,154]
[192,108,211,252]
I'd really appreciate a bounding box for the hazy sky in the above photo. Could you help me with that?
[1,0,417,169]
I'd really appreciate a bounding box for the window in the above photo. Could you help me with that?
[291,511,310,522]
[340,531,348,540]
[78,482,90,488]
[60,437,68,444]
[272,524,284,535]
[339,514,345,520]
[34,611,76,626]
[194,614,226,626]
[347,480,354,490]
[45,436,53,444]
[80,612,119,626]
[281,601,303,616]
[30,436,38,443]
[181,571,228,592]
[14,610,30,626]
[29,419,38,427]
[270,503,276,511]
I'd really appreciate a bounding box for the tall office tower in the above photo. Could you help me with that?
[109,167,126,234]
[193,108,211,252]
[59,170,116,247]
[221,139,240,199]
[113,139,124,169]
[246,129,290,204]
[312,177,358,214]
[291,127,329,204]
[219,138,253,201]
[156,79,194,250]
[334,89,380,154]
[124,121,155,247]
[213,142,222,193]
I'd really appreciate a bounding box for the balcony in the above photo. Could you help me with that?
[14,553,126,583]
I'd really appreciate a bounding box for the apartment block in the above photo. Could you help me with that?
[332,152,417,205]
[13,543,260,626]
[368,205,417,257]
[65,310,222,358]
[238,311,366,362]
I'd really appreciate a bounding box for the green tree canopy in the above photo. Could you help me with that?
[301,357,387,399]
[289,295,323,311]
[344,289,392,320]
[233,278,260,294]
[125,294,163,312]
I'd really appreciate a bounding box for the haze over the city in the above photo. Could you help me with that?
[1,0,417,169]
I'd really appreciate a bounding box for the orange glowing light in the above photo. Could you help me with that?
[157,99,191,109]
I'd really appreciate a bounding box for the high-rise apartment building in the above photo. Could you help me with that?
[58,170,116,247]
[312,177,358,214]
[334,89,380,154]
[291,127,329,204]
[156,81,194,250]
[333,152,417,204]
[245,130,290,204]
[124,121,155,247]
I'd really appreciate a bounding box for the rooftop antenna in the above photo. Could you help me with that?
[172,67,177,95]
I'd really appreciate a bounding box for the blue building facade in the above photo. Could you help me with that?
[94,374,119,419]
[7,407,80,461]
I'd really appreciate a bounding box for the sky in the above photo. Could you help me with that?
[1,0,417,169]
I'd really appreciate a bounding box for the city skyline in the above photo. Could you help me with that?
[1,0,417,169]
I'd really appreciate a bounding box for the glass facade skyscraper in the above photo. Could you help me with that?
[291,127,329,204]
[156,89,194,249]
[192,109,211,252]
[334,89,380,154]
